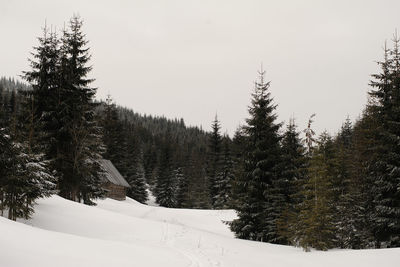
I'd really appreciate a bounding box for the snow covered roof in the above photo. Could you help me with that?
[99,159,130,188]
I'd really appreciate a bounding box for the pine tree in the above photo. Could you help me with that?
[289,114,317,247]
[277,118,306,244]
[230,126,247,209]
[184,151,211,209]
[22,26,59,160]
[297,132,337,251]
[101,95,127,165]
[56,16,105,203]
[347,106,379,248]
[214,136,234,209]
[176,167,189,208]
[155,142,177,207]
[126,150,149,203]
[17,88,57,216]
[333,117,357,248]
[0,80,57,221]
[13,142,56,219]
[78,113,106,205]
[22,16,105,203]
[0,127,56,221]
[230,69,283,242]
[194,165,211,209]
[368,36,400,247]
[208,115,222,207]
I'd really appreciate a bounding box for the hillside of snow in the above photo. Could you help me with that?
[0,196,399,267]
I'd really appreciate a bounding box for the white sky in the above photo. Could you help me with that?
[1,0,399,136]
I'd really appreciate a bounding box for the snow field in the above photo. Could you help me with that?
[0,195,398,267]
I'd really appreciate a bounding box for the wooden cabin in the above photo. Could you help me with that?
[99,159,130,201]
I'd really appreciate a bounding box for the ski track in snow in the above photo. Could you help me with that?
[162,220,203,267]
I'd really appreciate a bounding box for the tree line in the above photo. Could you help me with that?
[230,37,400,250]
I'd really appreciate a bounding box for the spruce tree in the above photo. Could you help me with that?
[57,16,105,203]
[297,132,337,251]
[101,95,127,165]
[333,117,357,248]
[214,136,234,209]
[0,80,56,220]
[0,127,55,221]
[176,167,189,208]
[347,107,379,248]
[230,126,247,209]
[230,69,282,242]
[22,26,59,160]
[17,89,57,216]
[23,16,105,203]
[155,142,178,207]
[368,36,400,247]
[208,115,222,207]
[13,142,56,219]
[277,119,306,244]
[126,150,149,203]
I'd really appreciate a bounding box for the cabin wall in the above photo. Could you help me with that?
[102,182,126,201]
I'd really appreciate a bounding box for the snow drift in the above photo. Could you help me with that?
[0,195,398,267]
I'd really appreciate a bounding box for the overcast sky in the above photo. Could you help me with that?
[1,0,399,136]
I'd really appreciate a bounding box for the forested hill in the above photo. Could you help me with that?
[0,77,30,91]
[0,77,224,209]
[108,103,215,208]
[116,105,209,152]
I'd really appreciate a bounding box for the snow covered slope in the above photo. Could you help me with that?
[0,196,399,267]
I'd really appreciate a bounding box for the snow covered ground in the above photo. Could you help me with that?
[0,196,399,267]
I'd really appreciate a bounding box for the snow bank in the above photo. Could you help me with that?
[0,215,187,267]
[0,195,398,267]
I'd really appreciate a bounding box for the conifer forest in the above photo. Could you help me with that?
[1,12,400,259]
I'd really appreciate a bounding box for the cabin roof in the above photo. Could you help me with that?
[99,159,130,188]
